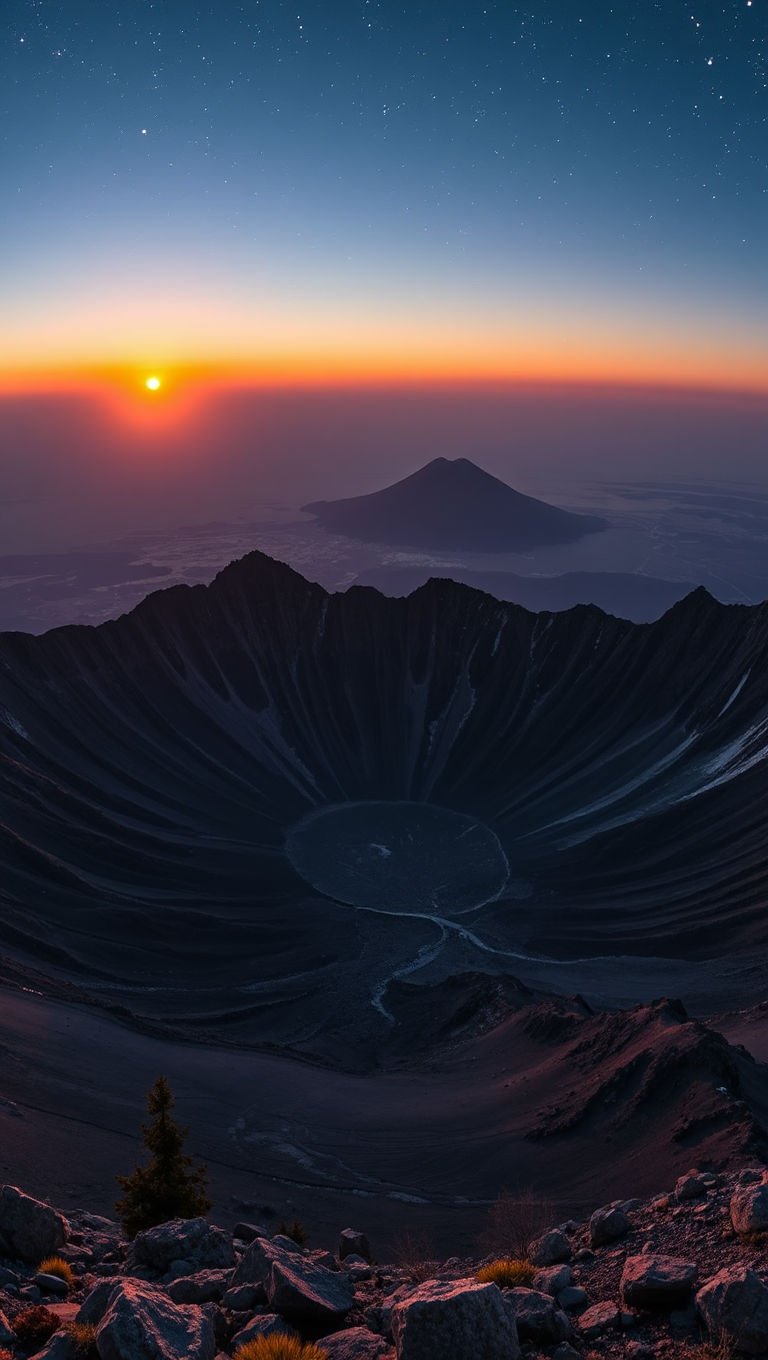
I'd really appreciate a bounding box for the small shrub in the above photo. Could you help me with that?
[688,1335,736,1360]
[482,1187,554,1260]
[234,1338,329,1360]
[275,1218,308,1248]
[64,1322,99,1357]
[476,1258,537,1288]
[391,1226,435,1282]
[115,1074,212,1237]
[1,1348,14,1360]
[39,1255,75,1285]
[13,1306,61,1349]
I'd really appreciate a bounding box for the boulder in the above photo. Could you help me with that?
[339,1229,371,1263]
[96,1278,215,1360]
[230,1235,302,1290]
[0,1309,15,1345]
[621,1255,697,1309]
[675,1170,708,1201]
[33,1336,76,1360]
[268,1254,354,1326]
[131,1220,234,1274]
[230,1313,296,1348]
[589,1203,629,1248]
[77,1280,121,1326]
[222,1284,262,1311]
[320,1327,394,1360]
[35,1272,69,1295]
[166,1271,232,1304]
[730,1182,768,1236]
[578,1301,621,1337]
[558,1286,588,1310]
[504,1288,571,1344]
[529,1229,572,1266]
[233,1223,267,1244]
[552,1346,581,1360]
[391,1279,520,1360]
[0,1185,68,1263]
[532,1265,571,1296]
[696,1265,768,1356]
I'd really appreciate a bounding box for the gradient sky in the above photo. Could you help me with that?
[2,0,766,390]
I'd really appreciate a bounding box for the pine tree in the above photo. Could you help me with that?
[115,1075,212,1238]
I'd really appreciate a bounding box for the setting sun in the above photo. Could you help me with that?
[145,376,161,391]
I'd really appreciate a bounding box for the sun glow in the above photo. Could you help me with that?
[145,376,161,391]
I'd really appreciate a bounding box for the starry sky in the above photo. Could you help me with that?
[2,0,766,392]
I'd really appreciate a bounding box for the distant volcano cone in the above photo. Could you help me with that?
[302,457,608,551]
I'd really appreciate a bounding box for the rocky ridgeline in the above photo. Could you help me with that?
[3,1170,768,1359]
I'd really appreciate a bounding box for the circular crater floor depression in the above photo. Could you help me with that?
[286,800,510,917]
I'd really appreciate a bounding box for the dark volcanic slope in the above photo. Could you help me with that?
[302,456,608,550]
[1,550,768,1030]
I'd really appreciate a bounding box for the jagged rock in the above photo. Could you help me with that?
[222,1284,262,1311]
[166,1271,232,1304]
[339,1229,371,1263]
[310,1249,342,1272]
[504,1287,571,1343]
[77,1279,121,1325]
[96,1278,215,1360]
[621,1254,697,1309]
[320,1327,394,1360]
[391,1279,520,1360]
[0,1185,68,1263]
[532,1265,572,1295]
[230,1235,302,1289]
[675,1170,708,1201]
[558,1286,588,1309]
[230,1313,297,1347]
[33,1336,75,1360]
[529,1229,572,1266]
[131,1220,234,1274]
[589,1203,630,1248]
[35,1272,69,1295]
[229,1311,294,1343]
[268,1253,354,1325]
[233,1223,267,1244]
[0,1309,15,1344]
[696,1265,768,1356]
[578,1301,621,1337]
[552,1346,581,1360]
[0,1266,20,1288]
[730,1181,768,1235]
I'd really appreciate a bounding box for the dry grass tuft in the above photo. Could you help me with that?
[476,1258,537,1288]
[64,1322,99,1356]
[39,1255,75,1285]
[12,1305,61,1348]
[482,1187,554,1261]
[688,1333,736,1360]
[391,1226,436,1283]
[234,1338,329,1360]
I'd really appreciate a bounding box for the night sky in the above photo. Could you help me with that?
[2,0,766,389]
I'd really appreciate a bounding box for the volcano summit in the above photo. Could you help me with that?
[1,551,768,1058]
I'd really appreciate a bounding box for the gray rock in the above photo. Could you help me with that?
[96,1278,215,1360]
[132,1220,234,1274]
[532,1265,572,1296]
[696,1265,768,1356]
[738,1169,764,1185]
[77,1279,121,1326]
[529,1229,572,1266]
[730,1182,768,1236]
[392,1279,520,1360]
[268,1253,354,1325]
[222,1283,263,1311]
[552,1346,582,1360]
[319,1327,394,1360]
[233,1223,267,1244]
[33,1336,76,1360]
[589,1203,630,1248]
[504,1287,570,1344]
[166,1271,232,1304]
[621,1255,697,1309]
[557,1286,588,1310]
[0,1185,68,1263]
[163,1260,196,1282]
[35,1272,70,1295]
[0,1266,20,1288]
[675,1170,707,1201]
[339,1229,371,1263]
[231,1313,297,1347]
[578,1300,621,1337]
[310,1249,342,1272]
[0,1309,15,1345]
[230,1235,302,1290]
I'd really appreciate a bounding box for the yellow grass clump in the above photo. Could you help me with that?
[38,1255,75,1285]
[476,1258,537,1288]
[235,1337,330,1360]
[64,1322,99,1356]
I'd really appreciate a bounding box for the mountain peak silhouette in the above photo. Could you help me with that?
[302,457,608,551]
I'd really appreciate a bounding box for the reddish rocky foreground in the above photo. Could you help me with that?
[3,1169,768,1360]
